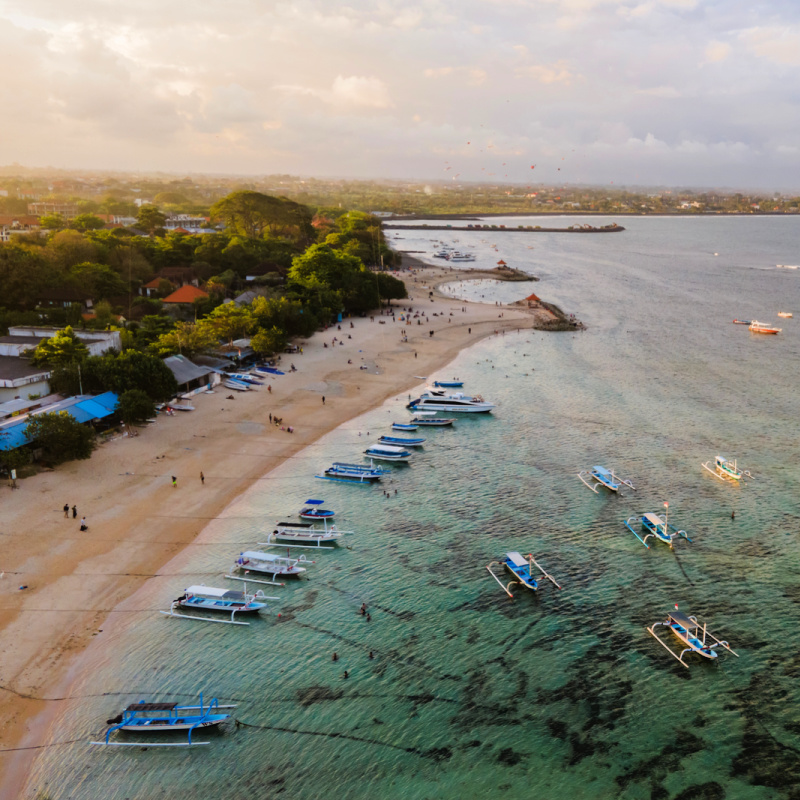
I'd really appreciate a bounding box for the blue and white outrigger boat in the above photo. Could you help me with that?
[225,551,312,585]
[624,504,692,549]
[578,465,635,494]
[391,422,418,431]
[222,377,250,391]
[160,585,273,625]
[377,435,426,447]
[299,499,336,520]
[365,444,412,462]
[647,609,738,668]
[702,455,753,483]
[261,519,351,549]
[316,462,389,484]
[486,551,562,598]
[91,694,235,748]
[410,412,455,427]
[432,379,464,388]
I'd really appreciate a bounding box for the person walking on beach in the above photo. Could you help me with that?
[80,517,88,531]
[172,476,177,488]
[200,471,204,485]
[72,505,77,519]
[63,503,69,518]
[322,396,325,405]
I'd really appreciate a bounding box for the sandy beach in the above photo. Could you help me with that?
[0,259,553,793]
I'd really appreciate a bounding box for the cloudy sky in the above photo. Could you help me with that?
[2,0,799,189]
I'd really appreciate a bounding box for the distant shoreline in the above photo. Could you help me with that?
[383,210,799,220]
[384,222,624,233]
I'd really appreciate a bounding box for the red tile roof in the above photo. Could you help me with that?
[162,285,209,304]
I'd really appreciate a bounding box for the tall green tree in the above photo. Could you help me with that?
[209,191,314,244]
[24,411,96,464]
[118,389,156,425]
[30,326,89,367]
[70,213,105,232]
[136,205,167,236]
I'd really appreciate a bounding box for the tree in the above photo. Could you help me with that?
[43,230,104,273]
[68,262,127,299]
[0,444,31,478]
[24,411,95,464]
[151,321,218,358]
[0,243,57,309]
[70,213,105,232]
[118,389,156,425]
[200,302,255,344]
[31,326,89,367]
[251,326,287,356]
[376,272,408,302]
[137,205,167,236]
[40,213,66,230]
[209,191,314,243]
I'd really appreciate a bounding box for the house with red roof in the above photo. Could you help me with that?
[162,285,209,304]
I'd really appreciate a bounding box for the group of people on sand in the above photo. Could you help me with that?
[63,503,87,530]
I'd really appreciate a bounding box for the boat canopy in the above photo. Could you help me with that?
[240,551,285,562]
[304,499,324,505]
[277,521,313,529]
[593,466,612,477]
[126,701,177,712]
[668,611,698,630]
[643,512,664,528]
[506,551,528,568]
[366,445,406,454]
[185,585,244,599]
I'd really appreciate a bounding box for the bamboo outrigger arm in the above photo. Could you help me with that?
[646,625,690,668]
[527,554,562,589]
[485,563,516,598]
[577,471,600,493]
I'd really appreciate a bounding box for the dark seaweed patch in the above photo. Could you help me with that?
[497,747,524,766]
[672,782,725,800]
[295,685,344,707]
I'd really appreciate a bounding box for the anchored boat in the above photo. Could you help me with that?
[299,499,335,520]
[410,412,455,426]
[364,444,413,462]
[486,551,562,597]
[578,465,635,494]
[647,609,738,668]
[316,462,389,483]
[225,551,311,585]
[160,585,273,625]
[377,435,426,447]
[777,311,793,318]
[432,379,464,388]
[624,504,692,549]
[408,390,494,413]
[261,519,350,549]
[391,422,419,431]
[702,455,753,482]
[91,694,235,748]
[749,320,781,334]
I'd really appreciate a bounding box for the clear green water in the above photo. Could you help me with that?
[27,217,800,799]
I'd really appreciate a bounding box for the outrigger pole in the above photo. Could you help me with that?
[527,554,562,589]
[485,564,515,598]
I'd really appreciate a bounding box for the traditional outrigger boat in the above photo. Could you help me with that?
[261,519,350,549]
[229,373,264,386]
[225,550,312,585]
[432,379,464,388]
[410,412,455,427]
[222,378,250,391]
[299,498,335,520]
[732,319,751,325]
[702,455,753,482]
[647,609,738,668]
[486,551,562,598]
[316,462,389,483]
[391,422,419,431]
[160,585,273,625]
[364,444,413,462]
[578,465,635,494]
[91,694,235,747]
[624,505,692,549]
[377,435,426,447]
[252,365,285,377]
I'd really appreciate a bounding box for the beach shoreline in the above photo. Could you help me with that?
[0,263,557,794]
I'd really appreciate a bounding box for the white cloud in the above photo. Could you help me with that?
[517,61,578,85]
[331,75,392,108]
[741,26,800,67]
[704,41,731,63]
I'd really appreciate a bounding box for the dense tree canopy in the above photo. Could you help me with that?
[31,326,89,367]
[209,191,314,244]
[25,412,96,464]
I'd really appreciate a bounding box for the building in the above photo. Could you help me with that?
[1,327,121,356]
[162,285,209,305]
[162,355,220,396]
[0,357,52,403]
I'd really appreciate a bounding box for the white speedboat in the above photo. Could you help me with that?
[364,444,412,462]
[407,390,494,413]
[749,320,781,334]
[448,251,476,262]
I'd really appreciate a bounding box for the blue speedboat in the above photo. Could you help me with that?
[392,422,418,431]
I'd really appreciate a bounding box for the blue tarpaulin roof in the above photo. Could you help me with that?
[0,392,119,451]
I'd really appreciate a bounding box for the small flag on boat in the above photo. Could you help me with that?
[664,502,669,508]
[675,604,679,609]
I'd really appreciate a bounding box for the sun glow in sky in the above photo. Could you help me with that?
[2,0,799,188]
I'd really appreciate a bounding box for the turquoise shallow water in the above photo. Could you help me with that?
[27,217,800,799]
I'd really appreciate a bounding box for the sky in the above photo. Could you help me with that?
[2,0,799,190]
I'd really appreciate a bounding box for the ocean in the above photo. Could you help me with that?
[27,216,800,799]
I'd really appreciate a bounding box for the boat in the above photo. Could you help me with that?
[90,694,235,747]
[486,551,562,598]
[316,462,389,483]
[169,403,195,411]
[410,414,455,426]
[225,550,311,585]
[776,264,799,269]
[392,422,419,431]
[701,455,753,482]
[223,379,250,391]
[578,466,635,494]
[732,319,752,325]
[229,373,264,385]
[778,311,793,318]
[408,390,493,413]
[749,320,781,334]
[261,519,350,549]
[447,251,477,262]
[252,365,285,376]
[160,585,272,625]
[364,444,412,462]
[432,380,464,388]
[377,435,426,447]
[433,250,451,259]
[624,505,692,549]
[647,609,738,669]
[299,499,335,520]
